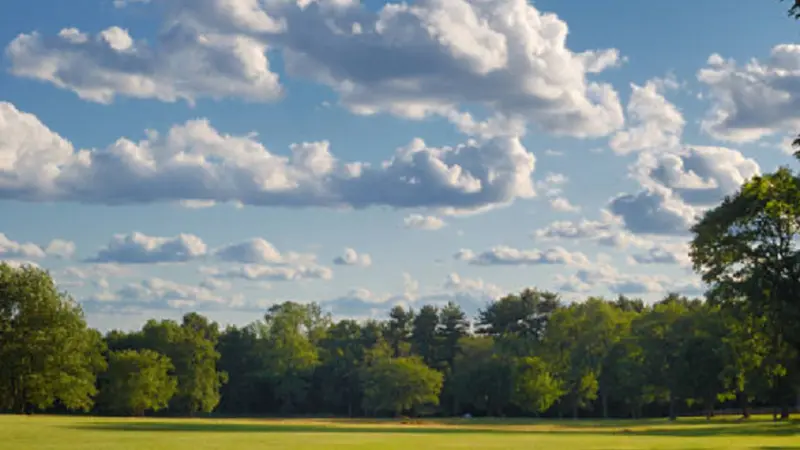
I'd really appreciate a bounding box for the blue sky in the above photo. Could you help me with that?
[1,0,798,331]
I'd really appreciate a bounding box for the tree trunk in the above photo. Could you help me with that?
[602,392,609,419]
[739,392,750,419]
[705,394,714,420]
[347,401,353,418]
[668,393,677,421]
[780,401,790,420]
[572,399,579,420]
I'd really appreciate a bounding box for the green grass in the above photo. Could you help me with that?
[1,415,799,449]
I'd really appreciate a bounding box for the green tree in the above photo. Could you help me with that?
[216,324,264,414]
[317,320,367,416]
[261,302,322,412]
[138,314,225,415]
[477,288,561,359]
[449,336,514,416]
[99,349,177,416]
[633,295,699,421]
[386,305,414,358]
[512,356,563,416]
[361,356,443,416]
[437,301,470,370]
[690,165,800,353]
[0,264,106,413]
[411,305,439,367]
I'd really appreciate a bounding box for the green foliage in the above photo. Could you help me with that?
[361,356,443,416]
[99,349,177,416]
[0,264,106,413]
[512,356,563,415]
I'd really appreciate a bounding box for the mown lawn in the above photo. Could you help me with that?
[1,415,798,449]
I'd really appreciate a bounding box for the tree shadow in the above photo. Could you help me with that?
[67,419,800,438]
[69,422,530,435]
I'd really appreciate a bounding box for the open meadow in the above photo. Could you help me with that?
[1,415,799,450]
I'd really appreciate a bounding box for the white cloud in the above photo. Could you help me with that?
[87,232,207,264]
[549,197,580,213]
[403,214,446,230]
[44,239,76,259]
[333,248,372,267]
[535,172,580,212]
[321,272,503,318]
[0,233,47,259]
[7,25,282,104]
[633,145,760,206]
[628,242,691,267]
[0,233,75,259]
[0,102,535,213]
[214,238,315,265]
[606,144,760,236]
[455,245,589,267]
[6,0,625,137]
[555,263,700,296]
[608,185,699,236]
[209,264,333,282]
[534,217,692,267]
[698,46,800,142]
[82,277,247,313]
[609,80,684,154]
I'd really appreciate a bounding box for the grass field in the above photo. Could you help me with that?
[1,415,799,449]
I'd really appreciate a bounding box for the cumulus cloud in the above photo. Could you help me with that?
[455,245,589,267]
[403,214,446,230]
[609,79,684,154]
[633,145,760,206]
[627,242,691,267]
[0,103,535,213]
[6,0,624,137]
[606,145,760,236]
[214,238,315,265]
[321,272,503,318]
[608,186,699,236]
[208,264,333,282]
[44,239,77,259]
[81,278,248,313]
[549,197,580,213]
[0,233,76,259]
[555,263,700,296]
[86,232,207,264]
[0,233,47,259]
[333,248,372,267]
[698,46,800,142]
[535,172,580,213]
[534,217,692,267]
[7,24,282,104]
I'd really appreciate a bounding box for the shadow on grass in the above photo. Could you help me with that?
[68,419,800,438]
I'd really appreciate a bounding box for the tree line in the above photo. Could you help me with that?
[1,261,798,420]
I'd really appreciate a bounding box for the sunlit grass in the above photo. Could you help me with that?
[1,414,798,449]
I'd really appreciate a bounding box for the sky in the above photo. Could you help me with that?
[1,0,799,331]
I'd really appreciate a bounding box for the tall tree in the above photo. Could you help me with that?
[386,306,414,358]
[437,302,470,370]
[261,302,322,412]
[411,305,439,367]
[316,320,366,416]
[216,324,264,414]
[361,356,443,417]
[477,288,561,356]
[98,349,177,416]
[691,165,800,353]
[138,315,225,415]
[0,264,106,413]
[512,356,563,416]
